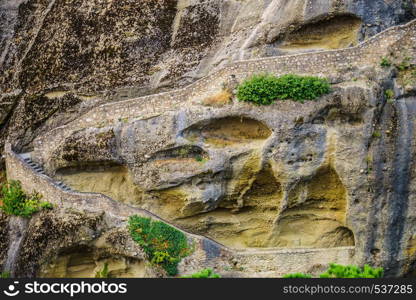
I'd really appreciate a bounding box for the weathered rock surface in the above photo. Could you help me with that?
[15,25,415,275]
[1,0,416,158]
[0,213,9,269]
[1,0,416,278]
[38,75,412,258]
[0,208,163,278]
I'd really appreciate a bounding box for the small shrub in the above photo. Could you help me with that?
[1,271,10,279]
[372,131,381,138]
[282,264,384,278]
[95,263,110,278]
[237,74,330,105]
[319,264,384,278]
[194,155,207,163]
[151,251,175,265]
[118,117,129,123]
[396,57,411,71]
[178,148,190,157]
[384,89,395,100]
[380,57,392,67]
[128,216,191,276]
[0,180,51,218]
[397,63,409,71]
[283,273,312,278]
[237,74,279,105]
[181,268,221,278]
[40,202,54,210]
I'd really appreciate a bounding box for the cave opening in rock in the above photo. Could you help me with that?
[39,246,145,278]
[269,165,355,248]
[146,145,210,177]
[279,14,362,51]
[182,116,272,147]
[56,164,143,207]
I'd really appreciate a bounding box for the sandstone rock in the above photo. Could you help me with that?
[1,0,416,278]
[0,0,415,158]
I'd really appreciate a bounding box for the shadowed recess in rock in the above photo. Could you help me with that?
[151,145,208,161]
[182,116,272,147]
[56,165,143,206]
[269,165,355,248]
[40,246,145,278]
[146,145,209,174]
[279,15,362,51]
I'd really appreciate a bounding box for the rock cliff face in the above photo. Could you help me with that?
[1,0,415,156]
[1,0,416,278]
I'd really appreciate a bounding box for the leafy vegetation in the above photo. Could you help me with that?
[128,216,191,276]
[0,180,52,218]
[237,74,331,105]
[95,263,110,278]
[0,271,10,279]
[372,131,381,138]
[194,155,207,163]
[380,57,392,67]
[151,251,176,266]
[396,57,412,71]
[320,264,384,278]
[283,273,312,278]
[384,89,395,101]
[283,264,384,278]
[181,268,221,278]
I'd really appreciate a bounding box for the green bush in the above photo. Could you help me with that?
[237,74,281,105]
[283,264,384,278]
[396,57,411,71]
[0,271,10,279]
[128,216,191,276]
[372,131,382,138]
[283,273,312,278]
[380,57,392,67]
[0,180,52,218]
[385,89,395,100]
[319,264,384,278]
[181,268,221,278]
[95,263,110,278]
[151,251,176,266]
[236,74,331,105]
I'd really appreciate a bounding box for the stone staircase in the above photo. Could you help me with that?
[19,153,72,192]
